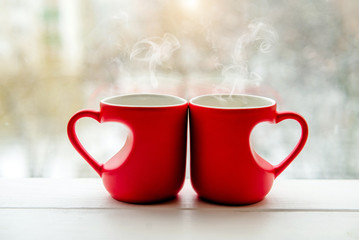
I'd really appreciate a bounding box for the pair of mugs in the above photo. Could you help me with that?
[67,93,308,205]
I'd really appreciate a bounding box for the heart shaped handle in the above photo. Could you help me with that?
[67,110,103,176]
[273,111,308,177]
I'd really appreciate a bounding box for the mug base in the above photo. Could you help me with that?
[197,195,265,206]
[110,194,178,205]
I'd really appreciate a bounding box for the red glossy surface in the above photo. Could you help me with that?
[189,95,308,205]
[67,94,188,203]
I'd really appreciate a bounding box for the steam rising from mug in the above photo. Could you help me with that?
[219,19,278,95]
[130,33,181,88]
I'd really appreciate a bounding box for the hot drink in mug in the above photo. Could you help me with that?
[189,94,308,205]
[68,94,188,203]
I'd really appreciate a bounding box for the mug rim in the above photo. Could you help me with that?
[189,94,276,109]
[101,93,187,108]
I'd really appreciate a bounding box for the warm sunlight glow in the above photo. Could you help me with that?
[181,0,200,11]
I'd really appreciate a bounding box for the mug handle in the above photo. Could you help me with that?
[273,111,309,178]
[67,110,103,176]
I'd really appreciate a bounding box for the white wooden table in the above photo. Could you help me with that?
[1,178,358,240]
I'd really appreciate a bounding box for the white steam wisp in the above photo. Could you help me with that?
[221,19,278,95]
[130,33,180,88]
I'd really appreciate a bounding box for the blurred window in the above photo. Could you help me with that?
[0,0,358,178]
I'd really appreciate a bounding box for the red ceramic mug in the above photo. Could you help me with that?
[67,94,188,203]
[189,94,308,205]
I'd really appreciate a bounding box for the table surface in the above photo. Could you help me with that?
[1,178,358,240]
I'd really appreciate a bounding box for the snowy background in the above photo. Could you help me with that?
[0,0,358,178]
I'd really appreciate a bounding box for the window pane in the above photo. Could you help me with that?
[0,0,358,178]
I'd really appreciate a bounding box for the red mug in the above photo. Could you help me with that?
[189,94,308,205]
[67,94,188,203]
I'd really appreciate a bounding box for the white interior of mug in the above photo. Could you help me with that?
[190,94,275,109]
[102,94,186,107]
